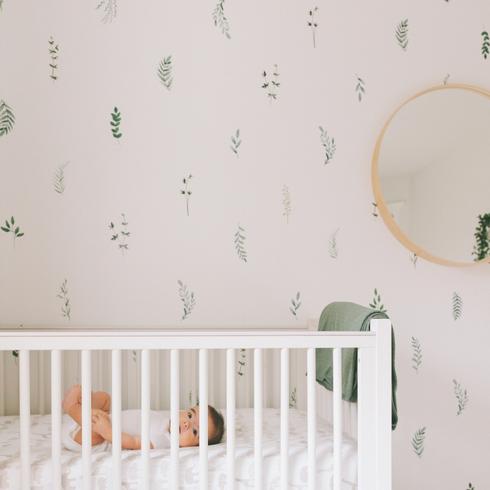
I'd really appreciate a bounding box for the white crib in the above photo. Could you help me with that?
[0,320,392,490]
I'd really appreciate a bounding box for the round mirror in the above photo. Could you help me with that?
[372,84,490,266]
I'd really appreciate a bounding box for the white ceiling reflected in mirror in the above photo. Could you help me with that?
[372,84,490,266]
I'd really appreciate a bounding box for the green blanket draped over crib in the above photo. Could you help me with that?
[315,301,398,430]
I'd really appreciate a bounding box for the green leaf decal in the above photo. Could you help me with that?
[0,100,15,137]
[212,0,231,39]
[54,162,69,194]
[1,216,24,244]
[411,427,426,457]
[158,56,173,90]
[48,36,60,80]
[230,129,241,156]
[109,213,130,253]
[319,126,336,164]
[482,31,490,59]
[56,279,71,320]
[110,107,122,139]
[178,280,196,320]
[410,337,422,373]
[290,291,302,317]
[369,288,387,314]
[472,213,490,260]
[282,185,292,223]
[395,19,409,51]
[234,225,247,262]
[307,7,319,48]
[96,0,117,23]
[328,228,339,259]
[261,65,280,100]
[355,75,365,102]
[453,379,469,415]
[452,292,463,320]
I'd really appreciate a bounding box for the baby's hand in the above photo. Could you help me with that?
[91,409,111,440]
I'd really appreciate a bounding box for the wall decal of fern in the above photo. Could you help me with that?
[180,174,193,216]
[453,379,469,415]
[290,292,301,317]
[328,228,339,258]
[212,0,231,39]
[307,7,319,48]
[110,107,122,139]
[178,280,196,320]
[472,213,490,260]
[237,348,246,376]
[319,126,336,164]
[261,65,280,100]
[234,225,247,262]
[409,252,418,268]
[109,213,130,253]
[57,279,71,320]
[230,129,241,156]
[452,292,463,320]
[96,0,117,23]
[443,73,450,85]
[1,216,24,246]
[482,31,490,59]
[0,100,15,137]
[395,19,409,51]
[411,427,426,457]
[157,56,173,90]
[355,75,365,102]
[369,288,387,313]
[282,185,292,223]
[53,162,69,194]
[410,337,422,373]
[467,483,475,490]
[289,387,297,408]
[48,36,60,80]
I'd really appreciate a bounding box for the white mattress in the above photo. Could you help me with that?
[0,409,357,489]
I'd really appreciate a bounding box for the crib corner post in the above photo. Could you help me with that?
[371,318,392,490]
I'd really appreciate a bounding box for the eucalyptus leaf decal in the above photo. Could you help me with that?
[178,280,196,320]
[472,213,490,260]
[289,291,301,317]
[328,228,339,259]
[1,216,25,245]
[0,100,15,137]
[48,36,60,80]
[453,379,469,415]
[282,185,292,223]
[212,0,231,39]
[261,65,280,101]
[319,126,336,164]
[237,348,246,376]
[395,19,409,51]
[110,107,122,139]
[57,279,71,320]
[371,201,378,218]
[452,292,463,320]
[411,427,426,457]
[355,75,365,101]
[482,31,490,59]
[158,56,173,90]
[410,337,422,373]
[96,0,117,23]
[369,288,387,313]
[53,162,69,194]
[307,7,319,48]
[109,213,130,253]
[289,387,297,408]
[230,129,241,156]
[234,225,247,262]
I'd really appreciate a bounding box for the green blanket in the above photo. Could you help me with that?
[315,301,398,430]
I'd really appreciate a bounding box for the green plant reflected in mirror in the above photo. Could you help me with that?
[372,84,490,266]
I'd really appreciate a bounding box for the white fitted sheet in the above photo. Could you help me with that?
[0,408,357,489]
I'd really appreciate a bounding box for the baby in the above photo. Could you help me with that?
[62,385,224,451]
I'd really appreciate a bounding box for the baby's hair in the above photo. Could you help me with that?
[208,406,225,445]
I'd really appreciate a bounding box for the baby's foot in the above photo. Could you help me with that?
[62,385,81,413]
[91,409,112,441]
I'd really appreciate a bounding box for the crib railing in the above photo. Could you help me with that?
[0,321,392,490]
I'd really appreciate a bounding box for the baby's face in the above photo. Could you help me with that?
[177,406,216,447]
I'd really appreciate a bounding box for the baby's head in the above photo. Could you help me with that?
[177,405,224,447]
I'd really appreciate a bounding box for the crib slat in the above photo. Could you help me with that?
[141,349,151,490]
[226,349,236,490]
[19,350,30,490]
[280,348,289,490]
[81,350,92,490]
[333,348,342,490]
[254,348,263,490]
[199,349,208,490]
[51,350,62,490]
[112,350,122,489]
[170,349,180,490]
[307,348,316,490]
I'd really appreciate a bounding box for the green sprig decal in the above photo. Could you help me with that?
[57,279,71,320]
[472,213,490,260]
[109,213,130,253]
[319,126,336,164]
[282,185,292,223]
[289,387,297,408]
[158,56,173,90]
[53,162,69,194]
[290,292,302,317]
[409,252,418,268]
[328,228,339,259]
[237,348,246,376]
[234,225,247,262]
[261,65,280,101]
[180,174,193,216]
[452,292,463,320]
[110,107,122,139]
[482,31,490,59]
[467,484,475,490]
[371,201,378,217]
[395,19,409,51]
[369,288,387,313]
[48,36,60,80]
[0,100,15,137]
[178,280,196,320]
[411,427,426,457]
[307,7,319,48]
[410,337,422,373]
[96,0,117,23]
[1,216,25,245]
[355,75,365,102]
[212,0,231,39]
[453,379,469,415]
[230,129,241,156]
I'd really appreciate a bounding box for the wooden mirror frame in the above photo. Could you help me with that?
[371,83,490,267]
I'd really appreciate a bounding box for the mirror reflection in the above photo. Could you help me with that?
[374,85,490,264]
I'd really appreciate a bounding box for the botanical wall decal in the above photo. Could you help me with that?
[157,56,173,90]
[237,348,246,376]
[180,174,193,216]
[371,201,378,218]
[110,107,122,139]
[282,185,291,223]
[230,129,241,156]
[307,7,319,48]
[212,0,231,39]
[411,427,427,457]
[289,387,297,408]
[178,280,196,320]
[452,292,463,320]
[53,162,69,194]
[319,126,336,164]
[48,36,60,81]
[410,336,422,373]
[289,291,301,317]
[355,75,365,102]
[1,216,24,245]
[453,379,469,415]
[409,252,418,268]
[395,19,409,51]
[369,288,387,313]
[328,228,339,258]
[96,0,117,23]
[0,99,15,137]
[109,213,130,254]
[234,224,247,262]
[57,279,71,320]
[472,213,490,260]
[261,65,280,100]
[481,31,489,59]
